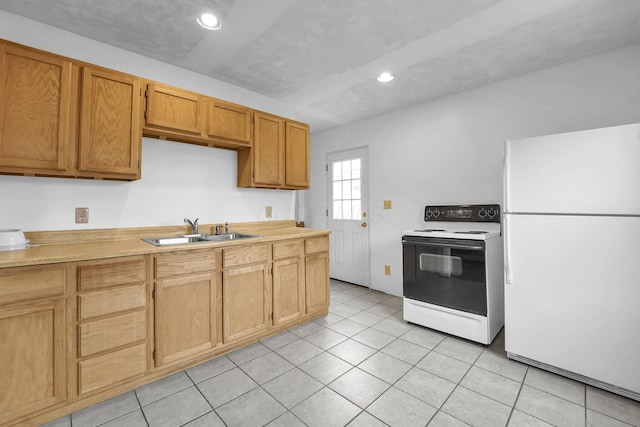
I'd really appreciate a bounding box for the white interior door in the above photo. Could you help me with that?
[327,147,370,287]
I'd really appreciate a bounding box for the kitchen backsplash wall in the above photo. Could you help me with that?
[307,42,640,296]
[0,12,296,232]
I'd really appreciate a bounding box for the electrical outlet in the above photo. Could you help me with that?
[75,207,89,224]
[384,200,392,209]
[266,206,273,218]
[384,265,391,275]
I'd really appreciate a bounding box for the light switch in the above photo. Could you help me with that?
[266,206,272,218]
[384,265,391,275]
[383,200,392,209]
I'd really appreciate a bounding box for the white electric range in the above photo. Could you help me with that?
[402,204,504,344]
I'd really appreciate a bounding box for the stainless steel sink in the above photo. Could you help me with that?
[142,233,260,246]
[201,232,260,242]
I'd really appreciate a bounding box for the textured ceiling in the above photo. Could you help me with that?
[2,0,640,132]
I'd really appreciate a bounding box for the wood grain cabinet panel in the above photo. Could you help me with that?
[237,114,310,190]
[76,256,148,396]
[252,112,285,186]
[155,249,217,279]
[77,256,145,291]
[305,239,330,315]
[79,310,146,358]
[207,99,252,145]
[78,66,141,179]
[285,121,310,188]
[272,240,305,326]
[78,343,146,395]
[0,264,66,305]
[0,43,73,174]
[154,273,216,366]
[78,284,145,321]
[144,83,205,135]
[0,299,67,425]
[222,262,271,343]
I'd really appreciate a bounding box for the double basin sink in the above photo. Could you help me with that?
[142,232,260,246]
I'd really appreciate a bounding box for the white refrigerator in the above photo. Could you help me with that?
[503,123,640,400]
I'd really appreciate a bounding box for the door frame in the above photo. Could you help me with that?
[326,146,371,287]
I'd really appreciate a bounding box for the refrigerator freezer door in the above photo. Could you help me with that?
[504,214,640,395]
[504,123,640,215]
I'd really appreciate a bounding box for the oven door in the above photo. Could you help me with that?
[402,236,487,316]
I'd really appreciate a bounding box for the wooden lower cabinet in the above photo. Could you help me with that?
[222,244,271,343]
[0,263,68,425]
[272,240,305,326]
[305,237,330,315]
[0,232,331,426]
[154,273,217,366]
[76,257,148,395]
[153,249,219,367]
[0,299,67,425]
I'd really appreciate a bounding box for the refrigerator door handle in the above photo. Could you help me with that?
[504,214,512,285]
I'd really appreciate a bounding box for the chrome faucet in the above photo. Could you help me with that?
[184,218,199,235]
[215,222,230,235]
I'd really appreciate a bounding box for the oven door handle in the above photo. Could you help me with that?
[402,240,485,251]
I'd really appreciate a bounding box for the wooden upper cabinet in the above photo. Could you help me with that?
[285,121,310,188]
[238,115,310,190]
[78,66,142,179]
[207,99,252,146]
[144,83,205,136]
[0,43,73,174]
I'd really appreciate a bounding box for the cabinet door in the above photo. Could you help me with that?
[285,121,310,188]
[0,43,72,172]
[223,263,271,343]
[154,273,216,366]
[78,66,141,178]
[145,83,205,136]
[273,257,305,325]
[305,251,330,314]
[253,112,285,186]
[0,299,66,425]
[207,99,252,145]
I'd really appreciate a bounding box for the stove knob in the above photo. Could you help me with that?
[488,209,497,218]
[426,209,432,218]
[432,209,440,218]
[479,209,487,218]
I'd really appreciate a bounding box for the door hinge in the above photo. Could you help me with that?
[325,164,328,172]
[152,350,156,360]
[326,209,328,217]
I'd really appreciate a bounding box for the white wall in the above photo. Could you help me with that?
[0,11,296,231]
[307,43,640,296]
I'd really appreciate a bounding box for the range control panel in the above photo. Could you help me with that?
[424,204,501,223]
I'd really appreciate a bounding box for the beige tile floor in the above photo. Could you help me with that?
[43,280,640,427]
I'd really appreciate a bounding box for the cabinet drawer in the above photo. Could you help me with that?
[305,236,329,254]
[223,244,270,268]
[0,265,66,305]
[155,249,217,279]
[79,310,146,357]
[273,240,304,260]
[78,256,145,292]
[78,284,145,320]
[78,343,146,394]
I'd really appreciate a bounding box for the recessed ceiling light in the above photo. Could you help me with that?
[377,72,395,83]
[197,13,222,30]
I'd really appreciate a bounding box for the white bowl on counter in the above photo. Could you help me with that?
[0,229,29,251]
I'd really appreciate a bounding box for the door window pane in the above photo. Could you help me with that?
[331,158,362,221]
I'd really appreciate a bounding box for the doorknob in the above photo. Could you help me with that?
[361,222,368,228]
